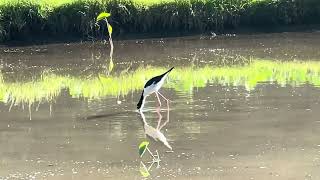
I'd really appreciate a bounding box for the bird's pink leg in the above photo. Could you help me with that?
[155,92,162,108]
[158,92,170,110]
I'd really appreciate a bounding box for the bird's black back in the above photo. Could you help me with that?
[144,67,174,88]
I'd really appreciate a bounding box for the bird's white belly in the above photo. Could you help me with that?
[143,84,156,96]
[143,79,165,96]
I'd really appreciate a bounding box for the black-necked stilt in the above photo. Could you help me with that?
[137,67,174,111]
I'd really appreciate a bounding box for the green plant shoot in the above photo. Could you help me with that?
[96,12,111,21]
[96,12,114,73]
[139,141,150,157]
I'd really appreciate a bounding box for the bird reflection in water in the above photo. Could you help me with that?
[139,107,173,151]
[138,107,173,177]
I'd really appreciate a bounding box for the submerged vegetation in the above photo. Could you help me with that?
[0,59,320,107]
[0,0,320,42]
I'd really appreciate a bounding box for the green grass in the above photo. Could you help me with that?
[1,59,320,106]
[0,0,319,42]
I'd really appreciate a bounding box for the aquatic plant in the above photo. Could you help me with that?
[138,141,161,177]
[96,12,114,73]
[139,161,151,177]
[0,0,319,42]
[139,141,150,157]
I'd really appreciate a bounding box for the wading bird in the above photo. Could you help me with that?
[137,67,174,111]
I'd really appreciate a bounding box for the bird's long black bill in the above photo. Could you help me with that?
[164,67,174,75]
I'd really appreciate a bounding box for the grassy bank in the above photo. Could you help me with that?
[0,0,320,42]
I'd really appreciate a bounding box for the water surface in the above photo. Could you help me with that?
[1,32,320,179]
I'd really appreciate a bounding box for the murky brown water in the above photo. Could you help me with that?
[1,32,320,179]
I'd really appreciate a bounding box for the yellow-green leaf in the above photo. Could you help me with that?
[107,24,113,35]
[96,12,111,22]
[139,141,149,157]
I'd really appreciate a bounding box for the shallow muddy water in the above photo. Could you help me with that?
[0,32,320,179]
